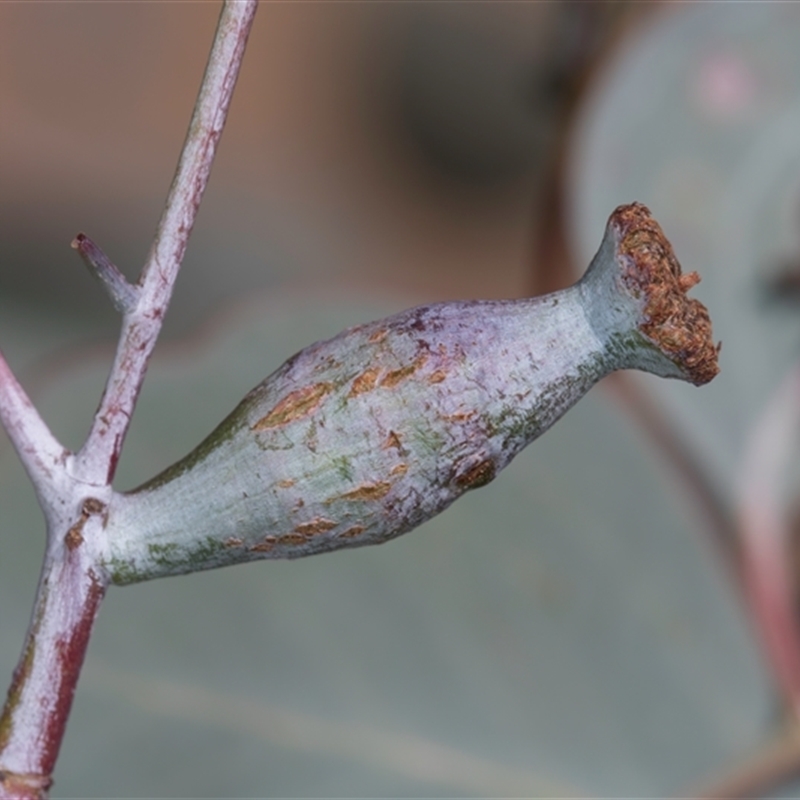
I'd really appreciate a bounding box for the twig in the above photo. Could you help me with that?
[0,352,67,505]
[71,233,138,314]
[0,3,258,796]
[603,372,739,577]
[738,362,800,717]
[73,0,258,486]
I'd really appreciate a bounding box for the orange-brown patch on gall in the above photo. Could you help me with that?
[294,517,337,536]
[610,203,719,386]
[252,382,333,431]
[279,532,308,546]
[349,367,380,397]
[369,328,388,343]
[428,369,447,384]
[383,430,404,452]
[390,463,408,477]
[454,458,496,490]
[334,481,392,503]
[250,535,277,553]
[443,410,476,423]
[339,525,365,539]
[277,479,295,489]
[64,524,84,551]
[381,355,428,388]
[224,537,244,548]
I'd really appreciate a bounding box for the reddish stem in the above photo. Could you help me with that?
[738,365,800,715]
[0,515,108,798]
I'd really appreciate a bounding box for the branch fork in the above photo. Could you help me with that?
[0,2,258,796]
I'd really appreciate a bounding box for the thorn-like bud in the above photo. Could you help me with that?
[104,203,719,584]
[71,233,139,314]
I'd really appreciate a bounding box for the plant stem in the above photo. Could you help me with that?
[71,233,139,314]
[0,533,107,799]
[0,353,67,503]
[603,372,739,577]
[738,364,800,717]
[73,0,258,486]
[0,2,258,796]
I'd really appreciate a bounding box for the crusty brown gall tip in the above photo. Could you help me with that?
[611,202,720,386]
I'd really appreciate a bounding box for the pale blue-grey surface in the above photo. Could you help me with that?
[0,289,772,797]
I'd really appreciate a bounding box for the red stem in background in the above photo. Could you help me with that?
[738,364,800,716]
[604,372,739,577]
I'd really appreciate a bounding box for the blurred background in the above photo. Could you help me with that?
[3,1,800,796]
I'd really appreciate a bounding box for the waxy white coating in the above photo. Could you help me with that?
[102,207,713,584]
